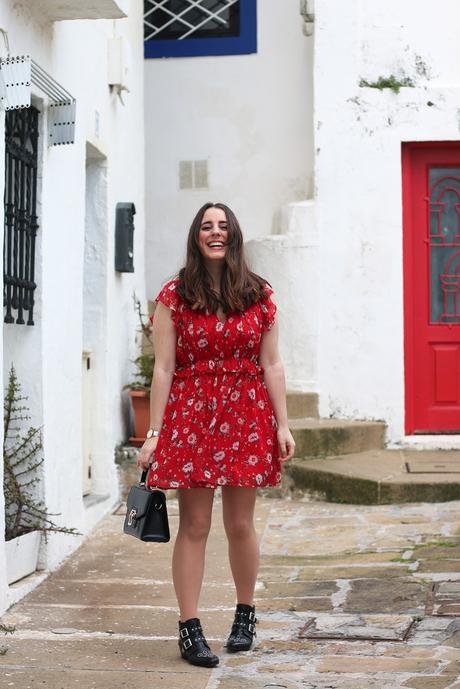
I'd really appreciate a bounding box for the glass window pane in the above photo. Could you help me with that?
[429,167,460,324]
[144,0,240,41]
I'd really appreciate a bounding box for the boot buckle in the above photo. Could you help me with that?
[183,637,192,650]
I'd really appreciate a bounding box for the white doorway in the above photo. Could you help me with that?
[82,143,108,497]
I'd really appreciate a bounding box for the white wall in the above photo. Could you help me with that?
[246,201,318,392]
[314,0,460,443]
[144,0,313,298]
[0,0,145,611]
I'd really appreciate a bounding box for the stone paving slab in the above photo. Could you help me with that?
[343,577,428,614]
[1,604,280,639]
[403,678,457,689]
[0,638,193,671]
[299,613,415,641]
[314,654,442,673]
[0,669,210,689]
[1,497,460,689]
[22,578,238,609]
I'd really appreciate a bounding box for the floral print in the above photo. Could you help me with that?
[146,277,281,489]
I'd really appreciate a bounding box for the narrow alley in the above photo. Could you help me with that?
[1,492,460,689]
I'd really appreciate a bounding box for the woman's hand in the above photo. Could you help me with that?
[137,437,159,470]
[277,425,295,462]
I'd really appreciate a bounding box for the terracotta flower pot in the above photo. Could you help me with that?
[128,389,150,446]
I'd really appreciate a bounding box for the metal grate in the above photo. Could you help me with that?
[179,160,208,189]
[4,105,39,325]
[144,0,240,41]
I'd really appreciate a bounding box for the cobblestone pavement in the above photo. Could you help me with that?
[1,495,460,689]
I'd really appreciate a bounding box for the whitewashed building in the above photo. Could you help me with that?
[313,0,460,447]
[0,0,146,614]
[2,0,459,617]
[145,0,460,448]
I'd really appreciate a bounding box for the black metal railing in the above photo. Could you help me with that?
[4,105,39,325]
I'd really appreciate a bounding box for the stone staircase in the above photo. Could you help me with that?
[285,392,460,504]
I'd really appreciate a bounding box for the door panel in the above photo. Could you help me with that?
[403,143,460,434]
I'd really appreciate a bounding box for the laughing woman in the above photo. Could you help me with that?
[137,202,295,667]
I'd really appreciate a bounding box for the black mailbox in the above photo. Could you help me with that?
[115,202,136,273]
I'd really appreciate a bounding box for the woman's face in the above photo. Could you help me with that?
[198,207,229,263]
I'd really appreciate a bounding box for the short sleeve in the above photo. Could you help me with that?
[259,283,277,332]
[150,278,180,325]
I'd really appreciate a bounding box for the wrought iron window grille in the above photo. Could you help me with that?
[0,55,76,145]
[144,0,239,41]
[4,105,39,325]
[144,0,256,59]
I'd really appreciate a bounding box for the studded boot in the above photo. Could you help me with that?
[225,603,258,653]
[178,617,219,667]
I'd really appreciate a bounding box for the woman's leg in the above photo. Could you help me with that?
[221,487,259,605]
[172,487,215,621]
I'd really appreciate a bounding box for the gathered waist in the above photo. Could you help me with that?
[174,357,263,379]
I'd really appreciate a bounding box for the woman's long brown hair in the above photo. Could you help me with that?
[175,202,271,315]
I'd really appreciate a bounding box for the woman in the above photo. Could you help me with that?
[137,202,295,668]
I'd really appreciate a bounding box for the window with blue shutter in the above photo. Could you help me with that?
[144,0,257,59]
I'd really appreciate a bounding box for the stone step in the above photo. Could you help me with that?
[288,417,386,457]
[285,449,460,504]
[286,391,318,418]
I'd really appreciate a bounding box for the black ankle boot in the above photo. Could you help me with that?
[178,618,219,667]
[225,603,258,653]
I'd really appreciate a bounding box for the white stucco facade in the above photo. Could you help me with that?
[314,0,460,445]
[0,0,145,614]
[144,0,313,300]
[246,200,318,392]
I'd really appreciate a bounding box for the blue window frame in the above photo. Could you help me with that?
[144,0,257,59]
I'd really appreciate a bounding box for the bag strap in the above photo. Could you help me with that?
[139,464,162,491]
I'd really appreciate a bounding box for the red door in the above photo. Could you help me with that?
[403,142,460,434]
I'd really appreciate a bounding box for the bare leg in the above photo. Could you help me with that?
[221,487,259,605]
[172,487,215,621]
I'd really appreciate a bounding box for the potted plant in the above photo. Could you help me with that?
[3,365,80,585]
[124,295,155,446]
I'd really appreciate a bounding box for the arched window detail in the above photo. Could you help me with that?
[429,169,460,323]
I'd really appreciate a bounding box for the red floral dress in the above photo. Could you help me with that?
[146,277,281,489]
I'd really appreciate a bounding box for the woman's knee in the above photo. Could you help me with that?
[178,514,212,541]
[224,519,255,542]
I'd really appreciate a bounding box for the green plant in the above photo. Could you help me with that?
[123,294,155,392]
[359,74,415,94]
[3,364,81,541]
[123,354,154,392]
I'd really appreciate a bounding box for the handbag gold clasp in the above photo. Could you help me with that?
[128,508,137,526]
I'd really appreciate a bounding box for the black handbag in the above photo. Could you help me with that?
[123,469,170,542]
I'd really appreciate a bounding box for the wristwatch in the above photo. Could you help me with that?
[146,428,160,439]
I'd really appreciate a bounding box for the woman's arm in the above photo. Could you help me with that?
[259,316,295,462]
[137,301,176,469]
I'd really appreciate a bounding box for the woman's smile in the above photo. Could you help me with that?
[199,207,229,260]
